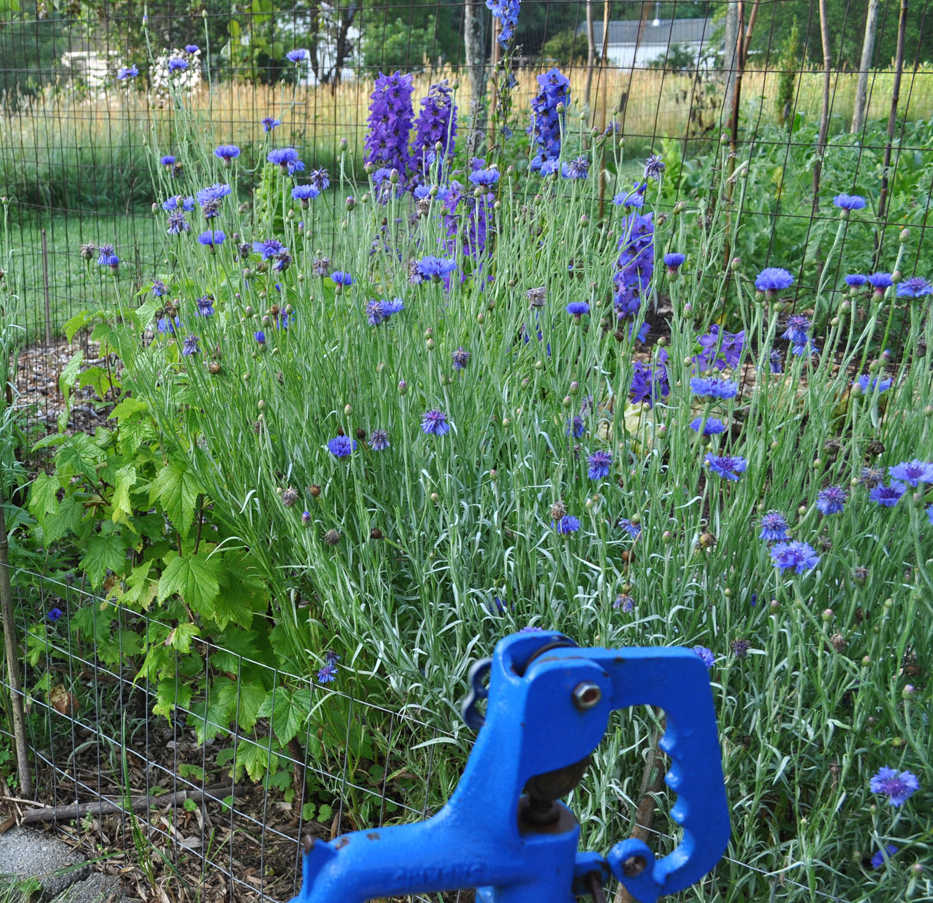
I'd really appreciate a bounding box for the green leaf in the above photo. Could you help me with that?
[111,464,137,524]
[153,678,193,718]
[158,553,220,614]
[42,497,84,544]
[236,740,269,783]
[257,686,312,745]
[63,310,95,342]
[118,560,158,610]
[167,622,200,653]
[80,526,129,586]
[28,472,60,521]
[236,679,268,733]
[150,461,200,536]
[109,397,149,423]
[59,349,84,400]
[77,365,115,401]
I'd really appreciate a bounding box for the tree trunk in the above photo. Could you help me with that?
[722,0,739,127]
[464,0,488,155]
[851,0,880,133]
[584,0,596,110]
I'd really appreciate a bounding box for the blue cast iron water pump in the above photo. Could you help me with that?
[289,631,731,902]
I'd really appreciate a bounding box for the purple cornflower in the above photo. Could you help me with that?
[555,515,580,534]
[286,48,310,63]
[254,330,266,344]
[561,156,590,179]
[151,279,167,297]
[328,435,356,458]
[629,352,670,407]
[529,68,570,173]
[566,416,586,438]
[317,659,338,684]
[755,267,794,293]
[469,167,500,187]
[157,315,181,334]
[769,350,784,374]
[162,194,195,212]
[366,298,404,325]
[486,0,520,46]
[845,274,868,288]
[97,244,119,268]
[770,540,820,573]
[618,518,641,538]
[587,450,612,480]
[644,154,665,181]
[369,429,390,451]
[261,116,281,132]
[421,409,450,436]
[867,273,893,294]
[690,377,738,400]
[694,326,744,371]
[365,71,414,183]
[167,57,188,73]
[704,454,747,481]
[308,168,330,191]
[196,183,231,218]
[566,301,590,318]
[451,347,471,370]
[689,416,726,436]
[615,594,635,612]
[855,374,893,394]
[184,44,199,54]
[897,276,932,298]
[197,230,225,247]
[413,256,457,283]
[291,184,319,205]
[833,193,866,211]
[160,154,176,166]
[331,271,353,288]
[870,846,899,869]
[116,64,139,80]
[613,205,654,319]
[195,295,215,317]
[869,482,907,506]
[267,147,304,174]
[870,767,919,806]
[782,315,811,348]
[411,80,457,177]
[47,607,64,622]
[816,485,847,515]
[214,145,240,162]
[759,511,789,541]
[182,335,199,356]
[614,189,644,208]
[664,252,685,271]
[253,238,287,260]
[693,646,714,669]
[889,459,933,487]
[167,211,190,235]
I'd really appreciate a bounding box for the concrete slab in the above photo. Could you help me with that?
[50,873,128,903]
[0,827,89,899]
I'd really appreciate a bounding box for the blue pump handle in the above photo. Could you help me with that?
[289,631,730,903]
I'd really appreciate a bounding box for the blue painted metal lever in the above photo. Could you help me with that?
[289,631,730,903]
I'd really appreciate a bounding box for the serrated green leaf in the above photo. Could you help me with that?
[42,497,84,543]
[109,397,149,422]
[77,365,114,400]
[158,553,220,613]
[111,464,137,524]
[167,622,200,653]
[63,310,95,343]
[80,527,129,586]
[118,559,158,610]
[236,679,268,733]
[153,678,193,718]
[257,686,311,745]
[237,740,269,782]
[28,472,59,521]
[150,461,200,536]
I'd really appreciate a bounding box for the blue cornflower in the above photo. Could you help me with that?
[855,374,893,394]
[195,183,231,218]
[833,193,866,211]
[770,540,820,574]
[870,845,899,869]
[366,298,404,325]
[705,454,747,481]
[317,660,337,683]
[759,511,789,541]
[47,607,64,622]
[816,485,847,515]
[896,276,932,298]
[197,230,225,247]
[369,429,390,451]
[253,238,287,260]
[97,244,119,268]
[614,594,635,612]
[869,482,906,507]
[184,44,199,54]
[782,314,811,347]
[845,274,868,288]
[167,57,188,73]
[867,272,893,293]
[195,295,215,317]
[261,117,282,132]
[267,147,304,174]
[561,156,590,179]
[690,377,738,400]
[308,168,330,191]
[451,347,471,370]
[327,435,356,458]
[214,145,240,162]
[587,450,612,480]
[162,194,195,212]
[254,330,266,344]
[566,416,586,438]
[613,189,644,208]
[870,767,919,807]
[689,417,726,436]
[291,184,319,205]
[769,350,784,373]
[694,325,744,371]
[160,154,176,166]
[629,353,669,407]
[413,256,457,283]
[182,335,199,356]
[286,48,310,63]
[331,271,353,287]
[555,515,580,534]
[167,212,189,235]
[468,167,499,187]
[664,252,685,271]
[928,503,933,525]
[617,518,641,538]
[116,64,139,80]
[566,301,590,318]
[157,315,181,334]
[693,646,714,669]
[421,409,450,436]
[755,267,794,293]
[889,459,933,487]
[151,279,167,297]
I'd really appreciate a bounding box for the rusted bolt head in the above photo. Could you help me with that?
[572,682,602,710]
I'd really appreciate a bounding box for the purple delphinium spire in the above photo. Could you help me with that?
[529,68,570,173]
[694,325,744,371]
[487,0,520,46]
[613,196,654,320]
[411,80,457,179]
[629,350,669,407]
[365,71,414,184]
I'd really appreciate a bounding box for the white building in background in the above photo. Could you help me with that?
[60,51,118,90]
[579,18,715,69]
